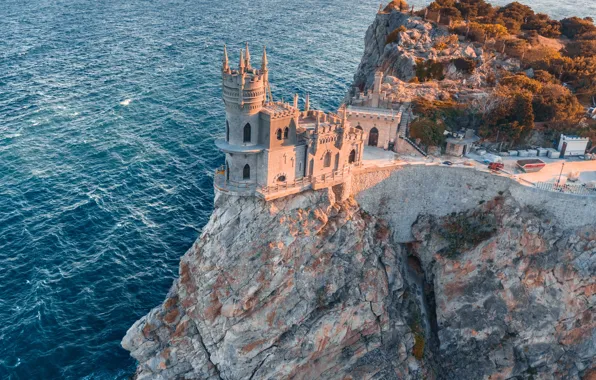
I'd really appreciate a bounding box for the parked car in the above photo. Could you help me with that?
[442,161,453,166]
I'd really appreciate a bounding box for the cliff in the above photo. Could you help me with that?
[123,166,596,379]
[351,11,495,103]
[122,189,432,379]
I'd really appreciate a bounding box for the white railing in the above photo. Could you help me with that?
[260,176,311,194]
[534,182,596,196]
[312,167,352,185]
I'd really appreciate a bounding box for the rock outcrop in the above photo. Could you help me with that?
[123,189,434,379]
[350,10,513,105]
[123,178,595,379]
[411,195,595,379]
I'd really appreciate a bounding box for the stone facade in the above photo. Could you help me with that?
[215,45,365,200]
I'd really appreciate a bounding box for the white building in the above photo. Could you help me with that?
[558,134,589,157]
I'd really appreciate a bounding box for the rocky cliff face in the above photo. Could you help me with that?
[350,10,515,104]
[123,182,595,379]
[411,195,595,379]
[123,189,434,379]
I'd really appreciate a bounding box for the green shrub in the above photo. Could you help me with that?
[415,59,445,82]
[439,212,497,258]
[386,25,407,45]
[561,17,596,39]
[451,57,477,73]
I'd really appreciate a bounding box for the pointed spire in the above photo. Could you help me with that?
[305,93,310,112]
[239,49,245,73]
[222,44,230,73]
[261,46,268,72]
[245,42,251,69]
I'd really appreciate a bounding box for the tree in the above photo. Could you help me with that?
[523,13,561,38]
[500,74,543,93]
[560,17,596,39]
[564,40,596,58]
[482,89,534,142]
[409,118,446,146]
[384,0,409,12]
[533,83,585,122]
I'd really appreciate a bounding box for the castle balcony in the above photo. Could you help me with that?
[311,167,353,190]
[257,177,313,201]
[213,166,257,196]
[215,139,264,154]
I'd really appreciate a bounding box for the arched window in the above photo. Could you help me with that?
[243,123,251,143]
[349,149,356,164]
[226,121,230,142]
[368,127,379,147]
[356,125,363,131]
[276,129,282,140]
[284,127,289,139]
[277,175,286,182]
[243,164,250,180]
[334,152,340,170]
[323,151,331,168]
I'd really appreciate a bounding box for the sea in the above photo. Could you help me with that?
[1,0,593,379]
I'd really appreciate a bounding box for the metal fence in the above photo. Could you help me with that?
[534,181,596,196]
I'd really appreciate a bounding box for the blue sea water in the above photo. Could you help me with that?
[1,1,593,379]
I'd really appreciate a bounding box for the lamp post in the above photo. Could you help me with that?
[557,161,565,188]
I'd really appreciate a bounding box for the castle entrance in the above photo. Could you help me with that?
[368,127,379,147]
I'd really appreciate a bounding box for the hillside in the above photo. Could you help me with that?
[351,0,596,148]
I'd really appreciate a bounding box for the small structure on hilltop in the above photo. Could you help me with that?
[346,71,413,152]
[215,44,365,201]
[445,129,480,157]
[558,134,589,157]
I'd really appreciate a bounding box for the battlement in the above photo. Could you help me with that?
[261,101,298,119]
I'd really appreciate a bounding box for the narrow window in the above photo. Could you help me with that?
[243,164,250,180]
[226,161,230,180]
[276,129,282,140]
[284,127,289,139]
[334,153,340,170]
[349,149,356,164]
[243,123,251,143]
[324,151,331,168]
[226,121,230,142]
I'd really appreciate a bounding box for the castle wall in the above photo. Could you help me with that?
[225,153,260,184]
[261,115,298,148]
[347,113,399,149]
[352,165,596,242]
[263,146,302,186]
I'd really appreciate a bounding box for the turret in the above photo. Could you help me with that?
[261,46,268,72]
[245,42,251,70]
[222,44,230,73]
[293,94,299,109]
[305,93,310,112]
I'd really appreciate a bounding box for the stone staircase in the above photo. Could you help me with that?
[394,103,428,157]
[399,135,428,157]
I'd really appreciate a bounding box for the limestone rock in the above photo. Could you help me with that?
[410,195,596,379]
[123,189,433,379]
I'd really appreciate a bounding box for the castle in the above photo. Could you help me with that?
[214,44,366,201]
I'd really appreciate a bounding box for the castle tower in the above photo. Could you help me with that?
[371,71,383,108]
[218,44,269,186]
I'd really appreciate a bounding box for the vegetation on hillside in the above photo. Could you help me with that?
[382,0,596,146]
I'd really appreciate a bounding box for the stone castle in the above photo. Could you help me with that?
[215,44,366,200]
